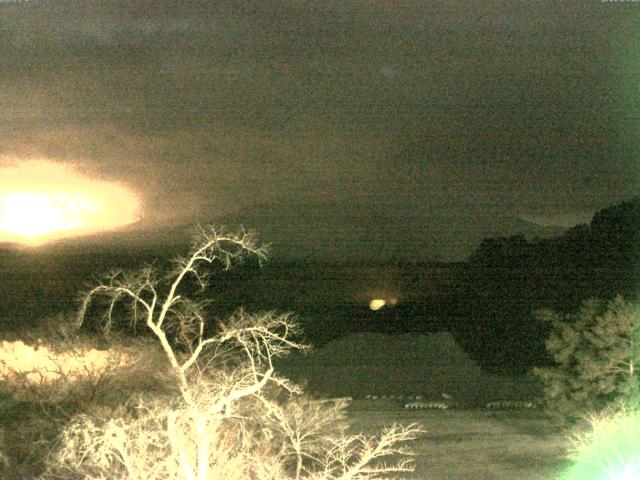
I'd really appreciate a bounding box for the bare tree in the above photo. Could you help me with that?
[43,225,422,480]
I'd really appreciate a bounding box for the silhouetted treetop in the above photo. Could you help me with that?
[457,197,640,373]
[469,196,640,274]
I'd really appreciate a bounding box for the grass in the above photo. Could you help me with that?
[275,332,544,407]
[0,387,574,479]
[344,399,571,479]
[271,331,576,478]
[0,330,574,478]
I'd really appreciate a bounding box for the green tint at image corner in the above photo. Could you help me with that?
[615,28,640,304]
[612,8,640,112]
[558,461,640,480]
[554,407,640,480]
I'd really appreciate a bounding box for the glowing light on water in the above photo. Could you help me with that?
[369,299,386,311]
[0,158,141,245]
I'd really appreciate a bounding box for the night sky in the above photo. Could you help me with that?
[1,0,638,260]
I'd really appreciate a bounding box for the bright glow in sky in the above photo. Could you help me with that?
[0,159,141,245]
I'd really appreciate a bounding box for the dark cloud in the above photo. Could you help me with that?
[0,0,638,254]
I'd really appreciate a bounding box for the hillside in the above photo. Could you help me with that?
[274,332,541,405]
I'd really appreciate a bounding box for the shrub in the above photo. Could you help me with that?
[0,329,171,477]
[533,296,640,424]
[41,226,422,480]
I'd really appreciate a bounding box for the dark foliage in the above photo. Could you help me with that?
[455,197,640,374]
[533,296,640,425]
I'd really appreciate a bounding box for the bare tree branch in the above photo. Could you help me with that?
[47,225,420,480]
